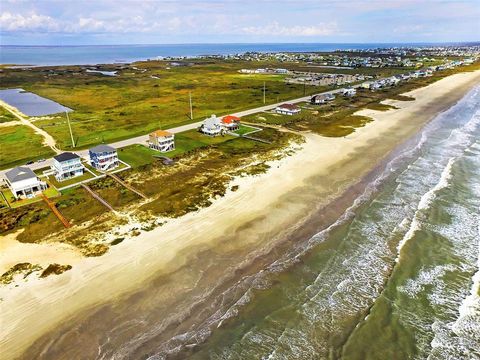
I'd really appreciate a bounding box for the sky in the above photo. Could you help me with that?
[1,0,479,45]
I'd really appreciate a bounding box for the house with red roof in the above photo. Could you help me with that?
[275,103,301,116]
[221,115,240,131]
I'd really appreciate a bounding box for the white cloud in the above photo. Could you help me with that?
[0,12,60,32]
[241,21,337,36]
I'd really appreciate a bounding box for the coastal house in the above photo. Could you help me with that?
[275,103,301,115]
[89,144,119,171]
[148,130,175,152]
[200,115,223,136]
[52,152,84,181]
[4,166,47,199]
[342,88,356,97]
[221,115,241,131]
[361,81,373,89]
[311,93,335,105]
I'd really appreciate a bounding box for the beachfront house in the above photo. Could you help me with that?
[4,166,47,199]
[342,88,357,97]
[221,115,241,131]
[275,103,301,115]
[52,152,84,181]
[89,144,119,171]
[199,115,223,136]
[311,93,335,105]
[148,130,175,152]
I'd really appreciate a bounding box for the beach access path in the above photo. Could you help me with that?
[0,87,349,178]
[0,99,61,155]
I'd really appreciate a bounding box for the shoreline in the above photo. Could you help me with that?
[1,70,480,359]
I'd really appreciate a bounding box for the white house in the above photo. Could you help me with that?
[311,93,335,105]
[200,115,223,136]
[4,166,47,199]
[89,144,119,171]
[342,88,357,97]
[52,152,84,181]
[149,130,175,152]
[275,103,301,115]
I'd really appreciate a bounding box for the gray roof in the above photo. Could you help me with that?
[5,166,37,183]
[202,115,222,130]
[89,144,116,154]
[54,152,79,162]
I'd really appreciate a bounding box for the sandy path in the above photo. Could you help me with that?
[0,100,60,154]
[1,70,480,359]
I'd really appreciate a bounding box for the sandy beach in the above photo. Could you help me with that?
[1,69,480,359]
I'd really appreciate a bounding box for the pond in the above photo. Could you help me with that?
[0,88,72,116]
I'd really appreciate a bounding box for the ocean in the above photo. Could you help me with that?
[0,42,471,66]
[184,86,480,359]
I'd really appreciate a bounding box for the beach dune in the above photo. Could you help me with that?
[1,70,480,359]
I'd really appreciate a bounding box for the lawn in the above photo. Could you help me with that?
[0,125,56,169]
[118,129,237,168]
[47,171,96,189]
[234,124,261,136]
[1,186,60,208]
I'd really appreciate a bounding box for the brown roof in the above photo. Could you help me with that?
[277,103,299,110]
[151,130,173,137]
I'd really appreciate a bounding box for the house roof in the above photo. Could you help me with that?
[54,152,80,162]
[222,115,241,124]
[203,115,222,129]
[151,130,173,138]
[5,166,37,183]
[89,144,116,154]
[277,103,299,111]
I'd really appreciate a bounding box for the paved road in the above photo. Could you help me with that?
[0,87,347,179]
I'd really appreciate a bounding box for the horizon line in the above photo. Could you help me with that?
[2,41,480,47]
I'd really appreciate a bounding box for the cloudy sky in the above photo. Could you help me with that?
[1,0,479,45]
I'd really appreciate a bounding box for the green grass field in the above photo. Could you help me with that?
[118,129,237,168]
[0,107,16,123]
[0,60,326,150]
[234,124,260,136]
[0,125,55,169]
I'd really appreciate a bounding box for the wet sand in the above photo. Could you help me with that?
[1,70,480,359]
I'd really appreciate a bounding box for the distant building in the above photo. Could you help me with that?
[149,130,175,152]
[89,145,119,171]
[361,81,373,89]
[52,152,84,182]
[342,88,357,97]
[200,115,223,136]
[4,166,47,199]
[221,115,241,131]
[311,93,335,105]
[275,103,301,115]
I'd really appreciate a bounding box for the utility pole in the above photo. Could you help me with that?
[263,81,266,104]
[303,79,306,96]
[189,92,193,120]
[65,111,75,148]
